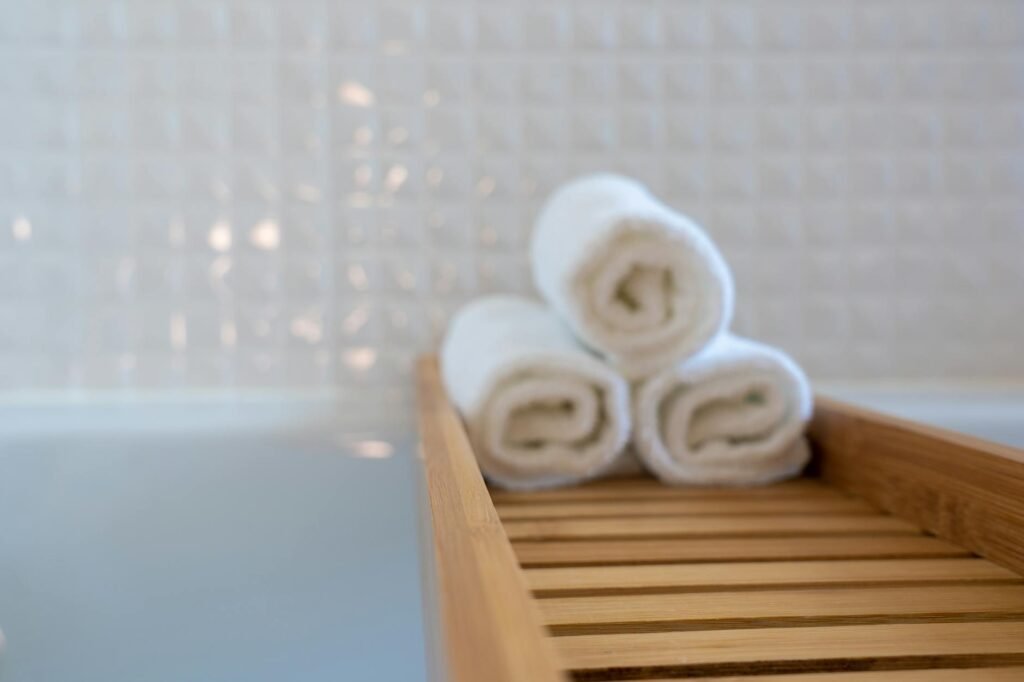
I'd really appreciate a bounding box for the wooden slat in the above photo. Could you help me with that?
[492,477,840,504]
[497,495,876,520]
[503,514,919,541]
[540,584,1024,635]
[556,621,1024,677]
[810,396,1024,576]
[526,558,1022,597]
[415,357,566,682]
[502,476,828,493]
[640,666,1024,681]
[514,535,970,567]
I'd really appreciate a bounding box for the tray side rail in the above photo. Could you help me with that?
[415,356,567,682]
[809,395,1024,577]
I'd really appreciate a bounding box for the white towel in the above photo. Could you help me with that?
[531,174,734,380]
[633,334,812,486]
[440,295,631,490]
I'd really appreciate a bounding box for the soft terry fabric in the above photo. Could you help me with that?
[531,174,734,380]
[440,295,631,490]
[633,334,812,486]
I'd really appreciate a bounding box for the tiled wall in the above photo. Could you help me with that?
[1,0,1023,397]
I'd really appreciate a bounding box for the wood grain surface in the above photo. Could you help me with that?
[415,357,565,682]
[540,584,1024,634]
[526,558,1022,597]
[496,495,876,520]
[638,667,1024,681]
[513,534,970,567]
[492,477,838,504]
[556,621,1024,677]
[810,396,1024,576]
[503,513,919,541]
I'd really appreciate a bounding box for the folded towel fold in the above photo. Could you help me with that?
[633,334,812,486]
[440,295,631,490]
[531,174,734,380]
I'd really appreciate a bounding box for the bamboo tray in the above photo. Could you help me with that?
[415,356,1024,682]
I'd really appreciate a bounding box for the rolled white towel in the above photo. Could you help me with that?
[440,295,631,490]
[633,334,812,486]
[531,174,734,380]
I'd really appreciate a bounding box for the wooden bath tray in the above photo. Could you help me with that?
[415,356,1024,681]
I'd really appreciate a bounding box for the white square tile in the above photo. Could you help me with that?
[0,0,1022,393]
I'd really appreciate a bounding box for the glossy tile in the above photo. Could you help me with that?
[0,0,1020,396]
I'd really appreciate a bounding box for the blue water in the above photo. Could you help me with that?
[0,432,427,682]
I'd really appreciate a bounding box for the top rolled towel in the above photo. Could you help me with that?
[633,334,812,486]
[440,295,631,490]
[531,174,734,380]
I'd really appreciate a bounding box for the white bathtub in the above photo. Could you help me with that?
[0,397,428,682]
